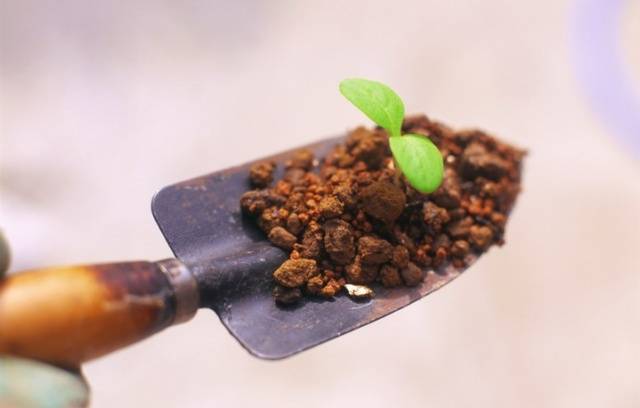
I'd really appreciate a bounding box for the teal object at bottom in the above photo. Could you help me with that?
[0,357,88,408]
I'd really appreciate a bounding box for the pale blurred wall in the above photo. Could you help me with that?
[1,1,639,407]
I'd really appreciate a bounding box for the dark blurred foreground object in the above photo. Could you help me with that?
[0,356,88,408]
[0,127,523,367]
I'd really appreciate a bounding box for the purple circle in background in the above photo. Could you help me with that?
[571,0,640,160]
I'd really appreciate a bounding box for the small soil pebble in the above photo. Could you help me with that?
[345,257,380,284]
[323,219,356,265]
[380,264,403,288]
[392,246,410,268]
[401,262,425,287]
[306,275,325,295]
[287,149,314,170]
[322,278,342,297]
[268,226,297,250]
[318,196,344,218]
[347,127,389,169]
[423,202,450,233]
[447,217,474,239]
[297,227,323,260]
[286,213,303,235]
[358,235,393,265]
[450,240,470,258]
[460,142,509,181]
[249,161,276,188]
[469,225,494,250]
[359,181,406,223]
[431,169,461,209]
[273,259,317,288]
[240,190,285,215]
[240,114,525,304]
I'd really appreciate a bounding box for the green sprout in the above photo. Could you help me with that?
[339,78,444,193]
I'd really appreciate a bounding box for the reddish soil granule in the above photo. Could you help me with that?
[240,115,525,304]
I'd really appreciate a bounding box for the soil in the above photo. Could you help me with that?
[240,114,525,305]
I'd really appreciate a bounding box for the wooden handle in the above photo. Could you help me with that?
[0,260,197,367]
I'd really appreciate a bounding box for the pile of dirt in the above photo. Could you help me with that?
[240,115,525,304]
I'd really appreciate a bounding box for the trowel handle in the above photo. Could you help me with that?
[0,259,198,368]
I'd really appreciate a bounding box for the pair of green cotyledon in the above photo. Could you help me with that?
[339,78,444,194]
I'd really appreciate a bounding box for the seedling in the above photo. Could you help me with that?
[339,78,444,193]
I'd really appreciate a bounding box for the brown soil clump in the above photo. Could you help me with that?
[324,219,356,265]
[358,236,393,265]
[268,226,297,250]
[273,259,317,288]
[359,181,406,223]
[249,161,276,188]
[240,115,525,304]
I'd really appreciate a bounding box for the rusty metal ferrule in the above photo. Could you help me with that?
[156,258,199,324]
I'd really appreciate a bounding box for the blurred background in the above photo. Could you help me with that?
[1,0,639,407]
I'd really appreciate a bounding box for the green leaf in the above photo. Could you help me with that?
[339,78,405,137]
[389,134,443,193]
